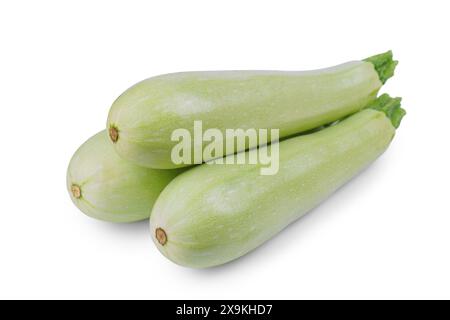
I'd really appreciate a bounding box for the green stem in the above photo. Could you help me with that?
[367,93,406,128]
[364,50,398,84]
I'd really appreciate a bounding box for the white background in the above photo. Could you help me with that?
[1,0,449,299]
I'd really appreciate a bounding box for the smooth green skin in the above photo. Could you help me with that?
[150,109,396,268]
[107,61,382,169]
[67,131,182,223]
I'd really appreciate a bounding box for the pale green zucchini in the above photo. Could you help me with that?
[107,51,397,169]
[67,131,182,223]
[149,94,405,268]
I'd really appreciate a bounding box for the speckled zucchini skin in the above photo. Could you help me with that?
[150,108,398,267]
[107,59,386,169]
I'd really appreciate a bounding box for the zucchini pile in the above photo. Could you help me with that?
[67,51,405,268]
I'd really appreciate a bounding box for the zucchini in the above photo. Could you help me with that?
[149,94,405,268]
[107,51,397,169]
[67,131,182,223]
